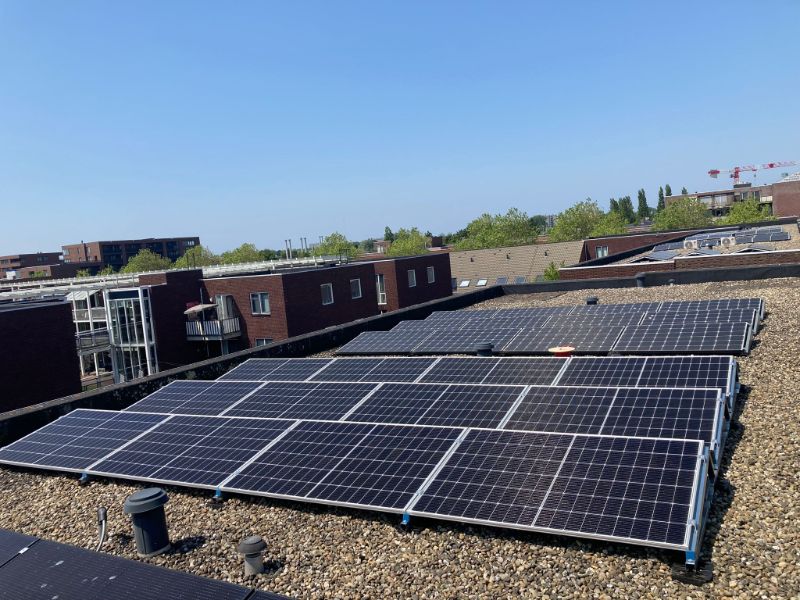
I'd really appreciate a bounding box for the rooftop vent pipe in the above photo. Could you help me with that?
[123,488,171,557]
[238,535,267,576]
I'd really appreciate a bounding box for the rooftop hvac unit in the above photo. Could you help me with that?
[719,236,736,248]
[683,240,699,250]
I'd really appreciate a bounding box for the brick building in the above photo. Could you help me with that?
[0,252,63,277]
[62,237,200,270]
[0,299,81,411]
[665,175,800,218]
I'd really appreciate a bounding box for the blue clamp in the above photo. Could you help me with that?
[78,473,91,486]
[401,513,410,526]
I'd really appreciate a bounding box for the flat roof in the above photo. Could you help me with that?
[1,276,797,596]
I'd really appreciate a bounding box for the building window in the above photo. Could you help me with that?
[459,280,470,288]
[596,246,609,258]
[451,278,457,290]
[321,283,334,305]
[426,266,435,283]
[250,292,271,315]
[408,270,417,288]
[476,279,488,287]
[255,338,273,347]
[350,278,362,299]
[376,274,387,305]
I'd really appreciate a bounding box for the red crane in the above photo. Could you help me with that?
[708,161,797,184]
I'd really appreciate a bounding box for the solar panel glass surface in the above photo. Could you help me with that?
[217,359,291,381]
[504,387,617,434]
[613,323,750,354]
[557,357,647,387]
[125,381,263,415]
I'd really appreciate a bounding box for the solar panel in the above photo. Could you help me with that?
[567,302,661,315]
[224,381,377,420]
[356,357,438,382]
[265,358,333,380]
[557,357,648,387]
[657,298,763,317]
[412,329,519,354]
[345,383,449,424]
[501,325,625,354]
[481,358,567,385]
[640,308,758,331]
[217,358,291,381]
[419,357,500,384]
[89,416,290,488]
[311,358,386,381]
[0,529,35,569]
[770,231,790,241]
[337,330,433,355]
[415,385,526,428]
[637,356,737,404]
[0,537,253,600]
[504,387,616,434]
[613,323,751,355]
[554,313,645,327]
[125,381,263,415]
[0,410,166,472]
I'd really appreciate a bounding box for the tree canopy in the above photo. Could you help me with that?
[589,210,628,237]
[316,232,358,259]
[636,189,649,220]
[657,186,665,212]
[452,208,538,250]
[718,199,776,226]
[681,186,688,195]
[120,249,173,273]
[383,226,395,242]
[548,200,605,242]
[665,184,672,196]
[651,198,711,231]
[174,245,220,269]
[386,228,429,256]
[219,243,261,265]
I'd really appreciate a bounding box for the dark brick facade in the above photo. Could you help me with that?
[580,231,692,261]
[62,237,200,270]
[373,254,452,313]
[0,300,81,412]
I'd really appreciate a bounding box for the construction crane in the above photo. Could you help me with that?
[708,161,797,185]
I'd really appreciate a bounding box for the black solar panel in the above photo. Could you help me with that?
[504,387,617,434]
[337,330,433,355]
[416,385,525,428]
[356,357,438,382]
[265,358,333,380]
[501,325,625,354]
[613,323,751,354]
[0,529,35,569]
[481,358,567,385]
[533,436,701,547]
[412,329,519,354]
[658,298,763,317]
[311,358,386,381]
[637,356,736,390]
[567,302,660,315]
[419,357,500,384]
[125,381,263,415]
[217,358,291,381]
[0,538,252,600]
[558,357,648,387]
[89,416,290,487]
[0,410,166,472]
[601,388,721,443]
[640,308,758,329]
[346,383,449,424]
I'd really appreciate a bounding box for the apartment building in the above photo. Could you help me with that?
[665,175,800,218]
[62,237,200,270]
[0,252,63,278]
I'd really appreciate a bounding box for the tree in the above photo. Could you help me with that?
[636,189,650,220]
[120,249,172,274]
[316,232,358,259]
[453,207,538,250]
[609,198,620,214]
[386,228,429,256]
[651,198,712,231]
[75,269,92,278]
[359,238,377,253]
[173,245,219,269]
[589,211,628,237]
[529,215,548,233]
[259,248,282,261]
[618,196,636,223]
[219,243,261,264]
[383,226,395,243]
[548,200,605,242]
[681,186,688,195]
[98,265,115,276]
[665,184,673,196]
[719,199,776,225]
[543,262,561,281]
[657,186,665,212]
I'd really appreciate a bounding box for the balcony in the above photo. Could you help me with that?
[76,328,111,353]
[73,307,107,322]
[186,317,241,341]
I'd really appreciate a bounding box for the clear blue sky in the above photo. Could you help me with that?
[1,1,798,255]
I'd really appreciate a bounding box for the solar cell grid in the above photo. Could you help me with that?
[637,356,735,391]
[501,325,625,354]
[416,384,525,428]
[419,357,500,384]
[614,323,750,354]
[345,383,449,424]
[337,330,433,355]
[534,436,701,547]
[557,357,647,387]
[600,388,721,443]
[504,387,617,434]
[265,359,332,380]
[311,358,386,381]
[0,410,167,471]
[481,358,567,385]
[217,359,291,381]
[358,357,437,382]
[279,382,377,420]
[89,416,290,487]
[125,381,264,415]
[223,381,318,418]
[413,329,519,354]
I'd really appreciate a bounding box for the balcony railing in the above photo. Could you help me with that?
[76,328,111,352]
[186,317,241,340]
[73,307,107,321]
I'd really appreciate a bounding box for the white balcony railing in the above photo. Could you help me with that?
[186,317,241,339]
[73,307,107,321]
[76,328,111,351]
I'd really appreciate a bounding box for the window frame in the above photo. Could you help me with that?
[596,245,609,258]
[350,278,363,299]
[426,266,435,283]
[255,338,273,347]
[458,280,471,288]
[249,292,271,315]
[376,274,387,305]
[476,278,488,287]
[321,283,334,306]
[407,269,417,288]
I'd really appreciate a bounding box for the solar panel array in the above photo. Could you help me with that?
[337,298,762,356]
[0,297,758,563]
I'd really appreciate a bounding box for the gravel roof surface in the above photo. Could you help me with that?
[2,278,800,598]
